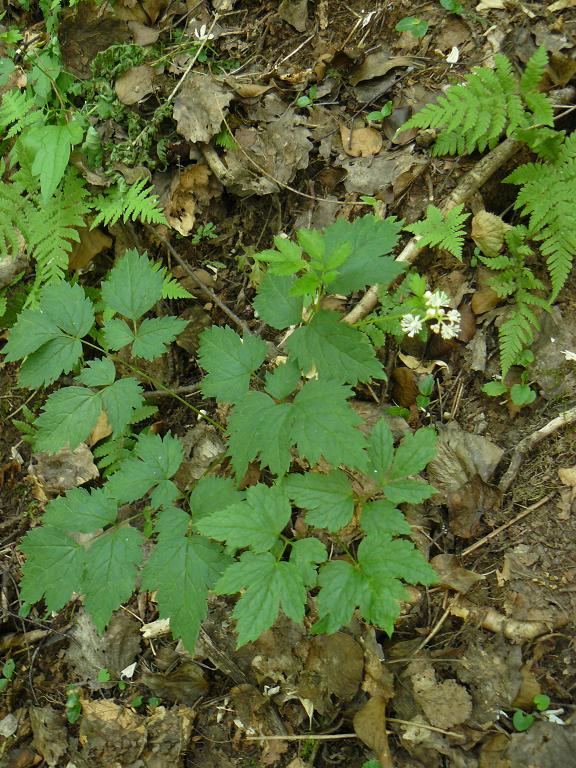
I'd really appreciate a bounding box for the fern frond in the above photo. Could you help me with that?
[505,136,576,299]
[404,204,469,259]
[499,304,539,376]
[91,178,168,228]
[161,272,193,299]
[0,178,33,259]
[520,45,548,100]
[0,89,41,138]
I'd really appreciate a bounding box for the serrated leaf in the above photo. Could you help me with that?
[297,228,325,260]
[252,274,304,330]
[360,500,411,537]
[283,470,354,531]
[383,478,436,504]
[292,380,367,471]
[105,433,183,504]
[286,310,384,385]
[103,318,134,351]
[101,377,144,435]
[312,559,365,634]
[77,358,116,387]
[391,427,436,479]
[264,358,301,400]
[254,236,304,275]
[43,488,117,532]
[142,508,229,651]
[23,123,82,201]
[359,534,437,590]
[40,282,94,338]
[3,309,61,361]
[18,336,84,388]
[101,249,164,321]
[19,527,85,611]
[196,484,291,552]
[199,326,267,403]
[189,476,244,521]
[367,418,394,485]
[227,392,294,478]
[83,526,143,632]
[34,387,102,453]
[289,537,327,586]
[215,551,307,646]
[150,479,180,510]
[131,316,188,360]
[322,215,405,293]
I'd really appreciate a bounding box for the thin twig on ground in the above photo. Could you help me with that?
[498,406,576,493]
[343,137,522,324]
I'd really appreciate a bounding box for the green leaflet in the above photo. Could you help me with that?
[283,470,355,532]
[43,488,117,532]
[285,310,385,385]
[196,484,291,553]
[199,326,267,404]
[130,316,188,360]
[100,378,144,436]
[189,476,245,521]
[34,387,102,453]
[77,358,116,387]
[101,249,164,321]
[404,204,469,260]
[215,552,308,647]
[252,274,304,330]
[20,122,84,201]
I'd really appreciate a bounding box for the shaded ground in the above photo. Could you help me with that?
[1,0,576,766]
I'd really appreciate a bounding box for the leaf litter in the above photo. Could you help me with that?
[2,0,576,767]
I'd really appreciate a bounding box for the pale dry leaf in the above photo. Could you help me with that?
[173,73,233,144]
[115,64,155,105]
[353,695,393,768]
[127,20,160,45]
[476,0,506,8]
[431,554,485,593]
[87,410,113,447]
[278,0,308,32]
[339,125,383,157]
[471,286,501,314]
[546,0,576,8]
[29,444,98,496]
[30,706,68,767]
[558,466,576,486]
[68,226,112,271]
[471,210,510,257]
[350,53,418,86]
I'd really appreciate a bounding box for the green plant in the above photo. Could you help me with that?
[513,694,555,731]
[366,101,393,123]
[7,218,438,651]
[405,204,469,260]
[395,17,429,38]
[65,684,82,724]
[296,85,318,109]
[400,46,552,155]
[0,658,15,692]
[439,0,465,15]
[191,222,218,245]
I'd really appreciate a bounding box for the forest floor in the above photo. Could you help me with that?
[1,0,576,766]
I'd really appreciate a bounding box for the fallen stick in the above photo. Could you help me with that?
[343,138,522,325]
[499,406,576,493]
[449,597,550,644]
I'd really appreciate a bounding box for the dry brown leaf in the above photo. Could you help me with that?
[558,465,576,486]
[173,73,233,144]
[165,164,222,236]
[225,78,273,98]
[87,410,113,447]
[278,0,308,32]
[431,554,485,593]
[68,225,112,271]
[391,367,418,407]
[471,210,510,257]
[127,20,160,45]
[446,474,502,538]
[28,444,98,497]
[29,706,68,767]
[476,0,506,9]
[339,125,382,157]
[471,286,501,314]
[350,53,418,86]
[353,695,393,768]
[115,64,155,105]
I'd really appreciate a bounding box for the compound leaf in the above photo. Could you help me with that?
[189,476,244,522]
[40,281,94,338]
[34,386,102,453]
[43,488,117,532]
[101,249,164,321]
[391,427,436,480]
[196,484,291,553]
[77,358,116,387]
[252,274,304,330]
[131,316,188,360]
[103,318,134,351]
[3,309,61,361]
[383,478,436,504]
[215,551,307,647]
[101,377,144,436]
[286,310,384,385]
[19,526,85,612]
[312,559,365,635]
[283,470,354,531]
[367,418,394,485]
[199,326,267,404]
[264,358,301,400]
[289,537,327,586]
[83,525,143,632]
[18,336,84,388]
[360,500,411,538]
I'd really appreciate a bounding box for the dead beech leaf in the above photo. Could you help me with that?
[447,474,502,538]
[278,0,308,31]
[349,53,418,86]
[471,286,501,314]
[225,78,273,98]
[68,225,112,271]
[353,695,393,768]
[409,658,473,730]
[476,0,506,9]
[340,125,382,157]
[115,64,155,105]
[431,554,484,593]
[30,706,68,767]
[173,73,232,144]
[391,366,418,407]
[165,164,222,236]
[471,210,510,257]
[87,410,113,447]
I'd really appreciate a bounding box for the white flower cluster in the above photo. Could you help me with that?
[400,290,461,340]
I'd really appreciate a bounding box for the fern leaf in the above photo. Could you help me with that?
[0,89,40,138]
[0,179,32,260]
[91,178,167,229]
[499,305,539,376]
[161,273,193,300]
[404,204,469,260]
[520,45,548,100]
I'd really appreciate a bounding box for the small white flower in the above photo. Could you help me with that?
[542,709,565,725]
[440,322,460,340]
[194,24,215,41]
[430,323,441,334]
[562,350,576,361]
[424,290,449,309]
[447,309,461,323]
[400,313,424,337]
[425,307,437,318]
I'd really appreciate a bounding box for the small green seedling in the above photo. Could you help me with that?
[362,761,382,768]
[513,694,553,732]
[395,17,429,38]
[367,101,393,123]
[416,374,435,410]
[66,685,82,724]
[440,0,465,15]
[97,667,111,683]
[191,222,218,245]
[0,658,16,692]
[296,85,318,108]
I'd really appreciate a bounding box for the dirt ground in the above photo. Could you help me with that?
[1,0,576,766]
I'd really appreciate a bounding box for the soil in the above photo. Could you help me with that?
[1,1,576,767]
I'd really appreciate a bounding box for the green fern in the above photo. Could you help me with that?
[404,204,469,259]
[400,47,552,155]
[505,133,576,300]
[214,127,237,150]
[0,89,41,139]
[91,178,167,229]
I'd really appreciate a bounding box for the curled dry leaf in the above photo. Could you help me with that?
[28,443,98,498]
[115,64,155,105]
[353,695,393,768]
[339,125,383,157]
[471,210,510,257]
[173,74,233,144]
[408,658,473,730]
[68,225,112,271]
[127,20,160,46]
[431,554,484,593]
